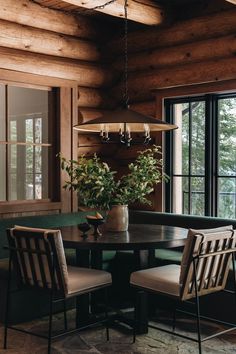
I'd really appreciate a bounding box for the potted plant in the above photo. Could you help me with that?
[60,145,167,231]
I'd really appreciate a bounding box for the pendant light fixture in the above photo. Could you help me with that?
[73,0,177,147]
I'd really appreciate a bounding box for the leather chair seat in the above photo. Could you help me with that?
[67,266,112,296]
[130,264,181,297]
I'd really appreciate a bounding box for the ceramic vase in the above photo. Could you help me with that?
[106,205,129,232]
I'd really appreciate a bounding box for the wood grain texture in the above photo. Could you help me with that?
[0,19,101,62]
[60,87,73,213]
[0,68,77,87]
[109,9,236,54]
[131,101,156,116]
[114,34,236,72]
[49,0,165,25]
[78,108,112,123]
[113,57,236,102]
[0,0,102,39]
[0,201,61,215]
[225,0,236,4]
[78,87,116,108]
[0,47,114,88]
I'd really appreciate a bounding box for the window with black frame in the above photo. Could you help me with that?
[0,84,54,202]
[165,94,236,219]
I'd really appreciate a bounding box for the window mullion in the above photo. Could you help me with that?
[188,102,192,214]
[164,99,173,213]
[205,95,213,216]
[33,118,36,199]
[5,85,9,202]
[212,95,218,217]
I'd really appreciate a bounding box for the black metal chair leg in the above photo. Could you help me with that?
[195,295,202,354]
[133,291,139,344]
[48,291,54,354]
[63,299,68,331]
[172,305,177,332]
[104,288,110,341]
[48,255,55,354]
[232,253,236,312]
[193,258,202,354]
[4,253,12,350]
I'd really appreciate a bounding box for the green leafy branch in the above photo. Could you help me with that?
[59,145,167,210]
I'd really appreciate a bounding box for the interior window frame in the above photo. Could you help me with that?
[165,92,236,218]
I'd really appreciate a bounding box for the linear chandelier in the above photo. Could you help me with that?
[73,0,177,147]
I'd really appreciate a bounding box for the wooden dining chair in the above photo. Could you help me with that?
[130,225,236,354]
[4,226,112,354]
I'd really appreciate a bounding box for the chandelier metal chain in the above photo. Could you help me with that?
[30,0,118,16]
[93,0,118,10]
[123,0,129,109]
[43,0,178,146]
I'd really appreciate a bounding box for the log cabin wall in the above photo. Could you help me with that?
[108,6,236,211]
[1,1,236,216]
[0,0,116,217]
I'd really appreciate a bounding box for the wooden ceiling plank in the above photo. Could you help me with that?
[57,0,165,25]
[225,0,236,4]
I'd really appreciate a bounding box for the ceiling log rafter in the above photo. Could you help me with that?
[225,0,236,4]
[34,0,165,25]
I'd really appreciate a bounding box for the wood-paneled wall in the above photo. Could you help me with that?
[110,8,236,112]
[0,0,115,217]
[1,1,236,216]
[108,8,236,211]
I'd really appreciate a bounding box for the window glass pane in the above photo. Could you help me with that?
[25,174,34,200]
[191,177,205,216]
[8,144,24,201]
[35,118,42,144]
[218,178,236,219]
[35,146,42,173]
[9,174,17,201]
[26,145,33,173]
[8,86,49,143]
[0,145,6,201]
[9,120,17,141]
[6,86,50,201]
[25,118,33,143]
[172,176,189,214]
[35,174,42,199]
[218,97,236,177]
[173,103,189,175]
[0,85,5,141]
[191,101,205,175]
[8,144,49,201]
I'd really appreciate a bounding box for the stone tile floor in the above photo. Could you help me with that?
[0,310,236,354]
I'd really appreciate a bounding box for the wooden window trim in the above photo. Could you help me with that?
[0,69,78,216]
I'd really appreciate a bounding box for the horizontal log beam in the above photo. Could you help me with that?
[131,101,156,116]
[154,80,236,99]
[78,144,118,158]
[109,9,236,54]
[0,0,102,39]
[114,34,236,72]
[113,57,236,102]
[78,87,116,108]
[78,108,111,123]
[0,47,114,88]
[0,19,101,62]
[0,68,77,87]
[60,0,165,25]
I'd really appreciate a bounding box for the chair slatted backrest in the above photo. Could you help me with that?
[180,226,235,301]
[7,226,69,295]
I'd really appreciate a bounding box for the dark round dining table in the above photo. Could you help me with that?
[60,223,188,333]
[61,223,187,250]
